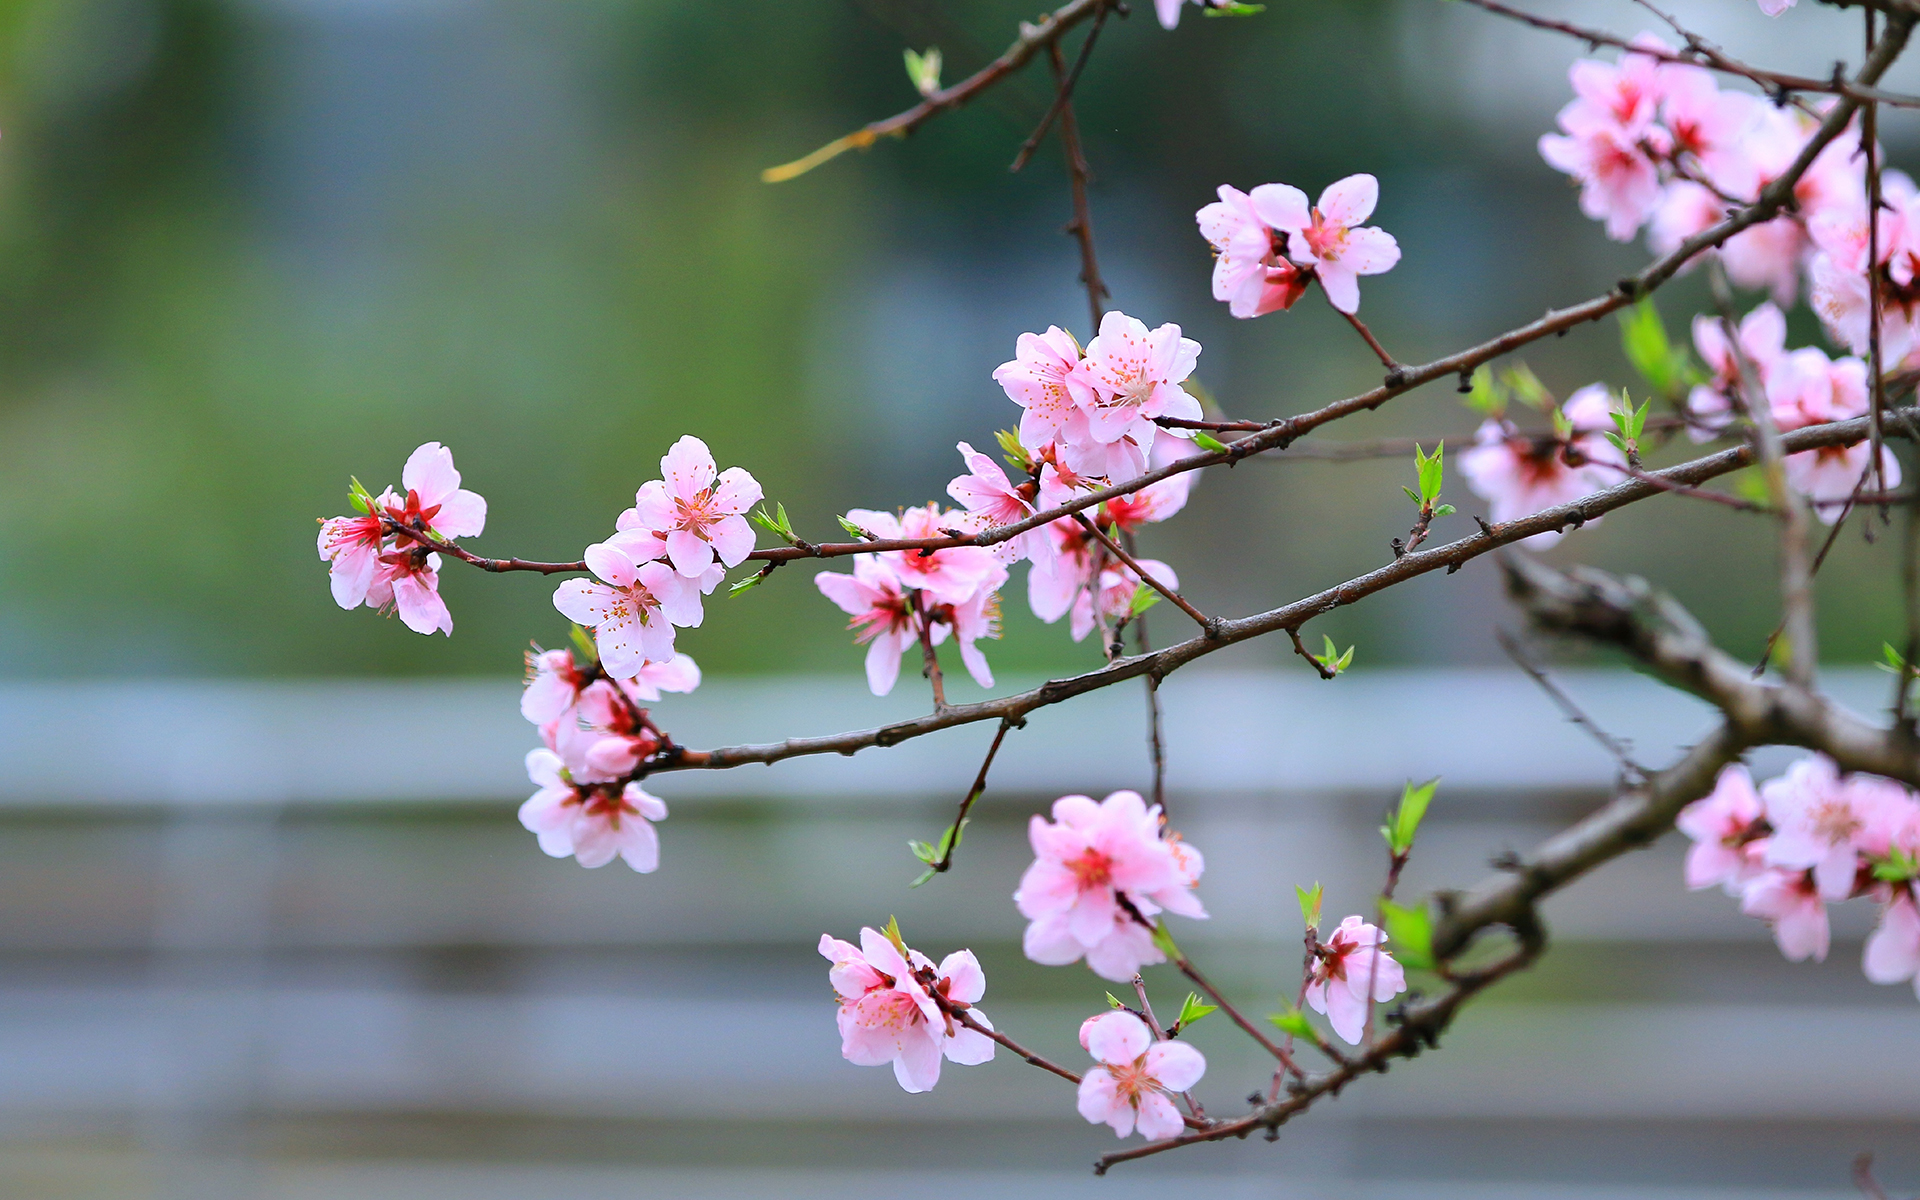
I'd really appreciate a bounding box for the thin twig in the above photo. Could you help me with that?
[1169,950,1305,1080]
[927,718,1015,875]
[1341,309,1401,375]
[1124,529,1170,816]
[1010,0,1110,172]
[1287,627,1339,680]
[918,611,949,711]
[1132,974,1207,1119]
[761,0,1110,183]
[1497,628,1647,779]
[1050,39,1109,334]
[1591,461,1774,514]
[1073,513,1213,631]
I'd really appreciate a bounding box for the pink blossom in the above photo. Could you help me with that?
[1196,185,1310,319]
[1648,180,1726,265]
[845,504,1008,607]
[995,327,1095,456]
[1076,1011,1205,1140]
[1863,891,1920,998]
[818,927,995,1093]
[1761,756,1867,900]
[522,647,590,724]
[1069,312,1204,449]
[1758,0,1795,14]
[1071,557,1179,644]
[1766,346,1868,431]
[317,512,387,609]
[1028,519,1099,626]
[1457,384,1626,547]
[1676,763,1767,894]
[366,549,453,636]
[947,441,1047,561]
[1564,40,1666,136]
[1811,250,1920,367]
[619,652,702,702]
[1659,68,1763,199]
[1724,218,1807,308]
[1153,0,1199,29]
[1741,868,1829,961]
[552,541,704,677]
[626,435,762,578]
[558,679,661,780]
[815,555,920,697]
[1102,432,1202,531]
[393,442,488,541]
[518,749,667,872]
[1249,175,1401,313]
[944,584,1002,689]
[1304,915,1408,1045]
[1014,790,1206,981]
[1686,303,1786,441]
[1786,441,1901,524]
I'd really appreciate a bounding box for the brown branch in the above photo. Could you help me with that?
[1287,627,1339,680]
[1168,949,1305,1081]
[761,0,1110,183]
[1050,40,1109,334]
[1073,513,1213,632]
[651,411,1916,776]
[1123,529,1171,815]
[925,718,1015,876]
[1592,460,1774,514]
[1010,0,1110,173]
[1460,0,1920,109]
[917,611,949,711]
[1496,629,1646,779]
[1341,310,1401,376]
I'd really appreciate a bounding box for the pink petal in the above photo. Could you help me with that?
[1077,1068,1131,1134]
[430,488,487,539]
[1133,1091,1184,1141]
[711,466,762,514]
[706,515,756,569]
[1318,264,1362,314]
[1085,1011,1152,1066]
[1144,1039,1205,1092]
[661,435,717,501]
[584,542,638,588]
[1248,183,1311,233]
[1318,173,1379,226]
[400,442,461,507]
[1342,226,1401,275]
[666,528,716,578]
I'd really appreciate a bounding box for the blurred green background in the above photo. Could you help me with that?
[0,0,1910,682]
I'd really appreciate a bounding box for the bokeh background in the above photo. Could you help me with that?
[0,0,1917,1197]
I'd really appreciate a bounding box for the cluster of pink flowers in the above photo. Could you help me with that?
[514,646,699,872]
[1014,790,1206,981]
[816,313,1204,690]
[1196,174,1401,317]
[1077,1010,1206,1139]
[316,442,487,636]
[1542,37,1920,376]
[1684,303,1901,519]
[1457,383,1626,547]
[819,925,995,1092]
[554,435,760,676]
[1679,757,1920,997]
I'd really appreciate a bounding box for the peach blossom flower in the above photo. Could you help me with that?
[518,749,667,872]
[553,540,705,677]
[1741,868,1829,961]
[1305,915,1408,1045]
[1677,763,1767,894]
[818,927,995,1093]
[1250,175,1401,313]
[1076,1011,1205,1140]
[626,435,762,578]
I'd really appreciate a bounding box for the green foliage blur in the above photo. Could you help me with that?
[0,0,1906,678]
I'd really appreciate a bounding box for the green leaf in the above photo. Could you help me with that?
[1106,992,1125,1009]
[1379,899,1436,970]
[936,817,968,856]
[1193,431,1229,453]
[1174,992,1217,1028]
[838,515,872,540]
[1464,365,1507,417]
[1617,299,1696,398]
[1129,584,1162,617]
[908,839,937,864]
[1413,442,1445,505]
[1433,504,1456,517]
[994,428,1032,471]
[1550,408,1574,440]
[1335,643,1355,673]
[909,867,937,888]
[1296,881,1324,930]
[1267,1006,1317,1040]
[1501,363,1553,411]
[1384,777,1439,857]
[1149,922,1180,958]
[750,504,787,538]
[1401,485,1422,503]
[903,46,942,96]
[881,915,908,956]
[1880,642,1908,673]
[568,624,599,665]
[728,571,767,597]
[1871,844,1919,882]
[1202,1,1265,14]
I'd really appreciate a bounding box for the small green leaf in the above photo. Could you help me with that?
[1433,504,1456,517]
[1267,1006,1316,1039]
[1617,299,1697,398]
[568,624,599,665]
[909,866,937,888]
[1384,777,1439,857]
[1401,485,1422,503]
[936,817,968,856]
[1174,992,1218,1028]
[902,46,942,96]
[1106,992,1125,1009]
[1378,899,1436,970]
[1871,844,1919,882]
[1193,431,1230,453]
[838,515,872,540]
[1149,922,1180,958]
[1414,442,1445,505]
[1550,408,1574,440]
[1335,643,1355,672]
[881,915,907,956]
[908,839,937,864]
[349,491,371,515]
[1129,584,1162,617]
[728,571,767,597]
[1464,365,1507,417]
[1501,363,1553,411]
[1296,881,1324,930]
[1202,1,1265,15]
[1881,642,1908,672]
[994,429,1033,471]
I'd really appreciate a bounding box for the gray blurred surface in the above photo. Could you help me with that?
[0,670,1914,1199]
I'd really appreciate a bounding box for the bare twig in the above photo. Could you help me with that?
[1497,628,1647,779]
[1074,513,1211,631]
[1011,0,1110,172]
[925,719,1015,877]
[1124,530,1171,814]
[1049,40,1109,333]
[762,0,1110,183]
[1341,309,1402,375]
[651,413,1918,778]
[918,612,949,711]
